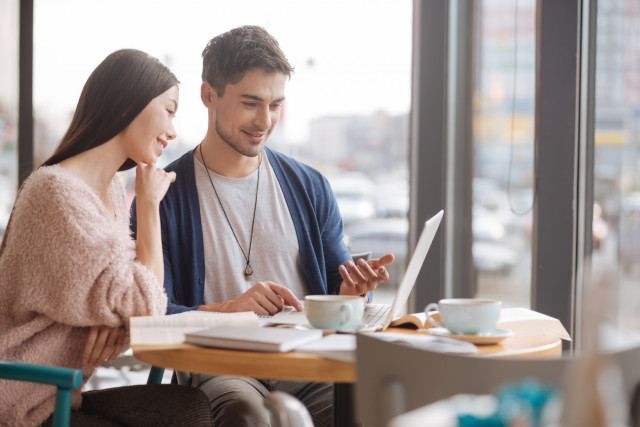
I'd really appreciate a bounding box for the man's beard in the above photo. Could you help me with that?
[215,117,268,158]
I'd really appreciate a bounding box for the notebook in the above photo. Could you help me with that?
[184,325,323,352]
[360,209,444,330]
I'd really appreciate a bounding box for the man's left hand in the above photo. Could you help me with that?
[338,253,395,296]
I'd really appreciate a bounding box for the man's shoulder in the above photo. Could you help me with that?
[266,148,325,182]
[163,148,195,174]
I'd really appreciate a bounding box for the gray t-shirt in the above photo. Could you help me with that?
[194,152,309,304]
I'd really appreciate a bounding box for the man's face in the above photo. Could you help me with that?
[212,69,287,158]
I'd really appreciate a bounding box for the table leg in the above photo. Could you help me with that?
[334,383,359,427]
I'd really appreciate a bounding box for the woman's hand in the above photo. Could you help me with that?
[134,162,176,205]
[134,163,175,285]
[82,325,127,368]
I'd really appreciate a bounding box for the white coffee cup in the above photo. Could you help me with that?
[305,295,365,332]
[425,298,501,335]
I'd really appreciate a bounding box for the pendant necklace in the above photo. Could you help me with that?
[199,143,260,280]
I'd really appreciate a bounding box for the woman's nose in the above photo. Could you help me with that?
[167,124,177,140]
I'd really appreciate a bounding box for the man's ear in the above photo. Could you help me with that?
[201,81,216,108]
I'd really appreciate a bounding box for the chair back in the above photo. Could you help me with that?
[355,334,640,427]
[0,361,82,427]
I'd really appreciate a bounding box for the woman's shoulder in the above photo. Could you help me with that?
[21,165,75,197]
[25,164,83,187]
[20,165,100,212]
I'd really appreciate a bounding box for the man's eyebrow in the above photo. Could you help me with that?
[241,94,286,103]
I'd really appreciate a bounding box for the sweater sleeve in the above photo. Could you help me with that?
[7,170,167,327]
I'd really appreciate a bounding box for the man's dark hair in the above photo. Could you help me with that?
[202,25,294,96]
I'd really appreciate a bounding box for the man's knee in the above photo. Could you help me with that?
[199,376,271,427]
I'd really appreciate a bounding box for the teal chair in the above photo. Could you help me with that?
[146,365,165,384]
[0,361,82,427]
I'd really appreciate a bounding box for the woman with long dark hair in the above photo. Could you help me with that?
[0,49,212,426]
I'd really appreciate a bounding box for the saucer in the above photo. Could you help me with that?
[425,328,514,345]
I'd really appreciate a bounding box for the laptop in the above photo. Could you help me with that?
[360,209,443,330]
[266,210,444,331]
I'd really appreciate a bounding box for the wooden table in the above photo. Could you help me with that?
[132,328,562,426]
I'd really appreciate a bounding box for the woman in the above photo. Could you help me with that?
[0,49,211,426]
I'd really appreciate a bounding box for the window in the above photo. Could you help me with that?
[0,0,19,238]
[472,0,536,308]
[33,0,412,304]
[592,0,640,332]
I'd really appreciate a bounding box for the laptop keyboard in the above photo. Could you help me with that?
[362,303,391,328]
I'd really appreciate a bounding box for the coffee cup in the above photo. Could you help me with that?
[305,295,365,332]
[424,298,501,335]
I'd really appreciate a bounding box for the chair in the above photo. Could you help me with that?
[0,361,82,427]
[355,333,640,427]
[146,365,165,384]
[264,391,314,427]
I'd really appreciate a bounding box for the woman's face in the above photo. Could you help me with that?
[121,85,179,165]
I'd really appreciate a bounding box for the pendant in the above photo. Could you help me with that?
[244,264,253,279]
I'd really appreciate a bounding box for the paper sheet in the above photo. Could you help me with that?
[498,308,571,341]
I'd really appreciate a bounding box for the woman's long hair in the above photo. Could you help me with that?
[0,49,178,256]
[43,48,179,171]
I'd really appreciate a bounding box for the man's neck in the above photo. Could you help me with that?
[197,137,261,178]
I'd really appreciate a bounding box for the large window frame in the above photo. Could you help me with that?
[411,0,596,350]
[17,0,598,349]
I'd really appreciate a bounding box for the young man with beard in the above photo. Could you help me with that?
[132,25,394,426]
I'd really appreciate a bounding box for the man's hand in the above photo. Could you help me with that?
[338,253,395,296]
[198,281,304,316]
[83,325,127,368]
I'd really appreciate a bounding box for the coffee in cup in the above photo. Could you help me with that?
[305,295,365,332]
[425,298,501,335]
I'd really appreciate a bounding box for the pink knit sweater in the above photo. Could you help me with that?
[0,165,168,426]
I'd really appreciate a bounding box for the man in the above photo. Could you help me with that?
[132,25,394,426]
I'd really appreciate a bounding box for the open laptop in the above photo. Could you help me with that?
[360,209,443,330]
[266,210,444,331]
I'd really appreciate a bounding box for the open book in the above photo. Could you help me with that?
[388,311,432,329]
[388,308,571,341]
[130,311,260,345]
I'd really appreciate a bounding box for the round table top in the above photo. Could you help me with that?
[132,328,562,384]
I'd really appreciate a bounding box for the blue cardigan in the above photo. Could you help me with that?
[130,147,352,314]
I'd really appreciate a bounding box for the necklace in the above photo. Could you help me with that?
[199,143,261,280]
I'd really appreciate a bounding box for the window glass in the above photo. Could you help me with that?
[0,0,19,238]
[33,0,412,304]
[592,0,640,331]
[472,0,536,307]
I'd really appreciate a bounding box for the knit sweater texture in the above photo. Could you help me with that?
[0,165,167,426]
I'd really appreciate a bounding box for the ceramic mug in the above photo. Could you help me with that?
[305,295,365,332]
[425,298,501,335]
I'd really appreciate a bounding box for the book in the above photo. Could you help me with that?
[387,308,571,341]
[130,311,260,345]
[184,325,324,352]
[388,311,431,329]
